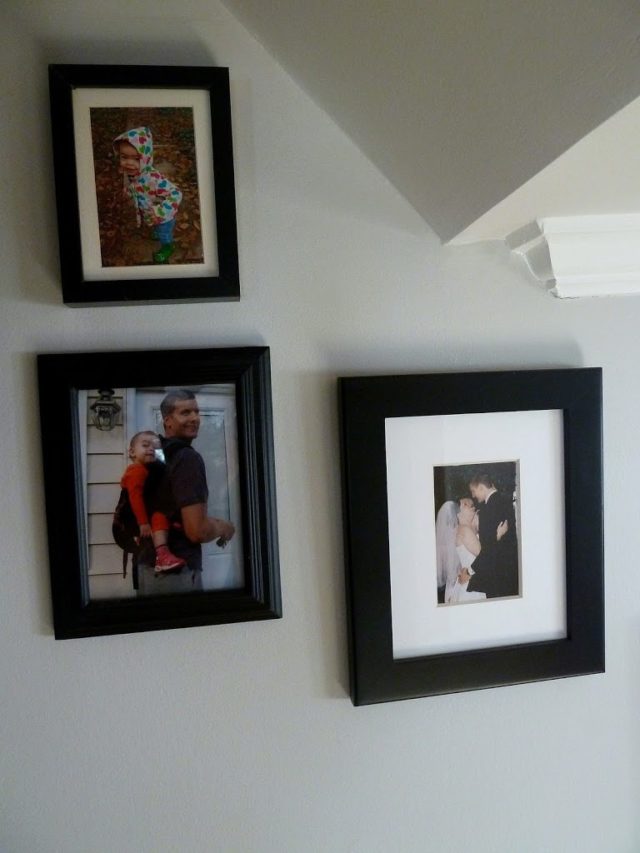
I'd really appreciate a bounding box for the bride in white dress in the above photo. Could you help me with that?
[435,498,494,604]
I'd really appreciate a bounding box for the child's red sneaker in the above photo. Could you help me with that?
[154,548,186,575]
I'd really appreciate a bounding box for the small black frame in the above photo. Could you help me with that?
[49,64,239,305]
[339,368,604,705]
[38,347,280,638]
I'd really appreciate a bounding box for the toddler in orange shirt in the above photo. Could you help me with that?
[121,431,186,575]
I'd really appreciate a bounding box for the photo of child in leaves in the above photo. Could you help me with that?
[90,107,204,267]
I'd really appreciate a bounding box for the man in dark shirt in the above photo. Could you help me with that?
[138,389,235,594]
[464,472,519,599]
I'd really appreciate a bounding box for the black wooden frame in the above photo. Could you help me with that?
[38,347,280,638]
[339,368,604,705]
[49,64,239,305]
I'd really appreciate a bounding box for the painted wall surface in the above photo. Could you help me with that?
[1,3,638,851]
[219,0,640,241]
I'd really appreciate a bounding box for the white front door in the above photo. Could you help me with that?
[133,385,244,590]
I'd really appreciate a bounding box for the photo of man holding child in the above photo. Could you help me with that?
[84,384,241,601]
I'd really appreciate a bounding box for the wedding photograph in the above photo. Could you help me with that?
[434,461,521,606]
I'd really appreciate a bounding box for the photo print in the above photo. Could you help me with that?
[82,383,242,601]
[434,461,521,606]
[90,107,203,269]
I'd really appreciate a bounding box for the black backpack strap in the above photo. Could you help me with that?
[132,552,139,591]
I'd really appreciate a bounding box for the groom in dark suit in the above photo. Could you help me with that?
[464,473,519,599]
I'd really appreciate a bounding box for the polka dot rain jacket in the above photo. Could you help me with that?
[113,126,183,228]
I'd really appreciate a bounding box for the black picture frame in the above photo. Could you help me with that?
[49,64,239,305]
[38,347,280,639]
[338,368,604,705]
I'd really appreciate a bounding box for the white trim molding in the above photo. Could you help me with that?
[506,214,640,298]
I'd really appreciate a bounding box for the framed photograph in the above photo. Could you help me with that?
[338,368,604,705]
[38,347,280,638]
[49,64,240,305]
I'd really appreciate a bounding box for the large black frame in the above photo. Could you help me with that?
[339,368,604,705]
[49,64,239,305]
[38,347,280,639]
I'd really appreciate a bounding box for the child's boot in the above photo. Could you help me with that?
[153,243,175,263]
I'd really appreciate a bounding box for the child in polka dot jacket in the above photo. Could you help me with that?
[114,126,183,264]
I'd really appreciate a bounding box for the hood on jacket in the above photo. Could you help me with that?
[113,126,154,172]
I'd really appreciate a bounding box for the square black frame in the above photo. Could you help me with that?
[339,368,604,705]
[49,64,240,305]
[38,346,280,639]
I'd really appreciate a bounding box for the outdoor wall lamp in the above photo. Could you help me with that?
[90,388,121,431]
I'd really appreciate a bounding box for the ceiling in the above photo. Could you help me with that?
[221,0,640,242]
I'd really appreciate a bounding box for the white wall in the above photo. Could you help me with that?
[1,4,638,852]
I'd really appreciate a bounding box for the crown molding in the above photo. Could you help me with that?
[506,214,640,298]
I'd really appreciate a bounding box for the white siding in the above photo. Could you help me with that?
[87,454,124,483]
[85,390,128,585]
[88,513,115,545]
